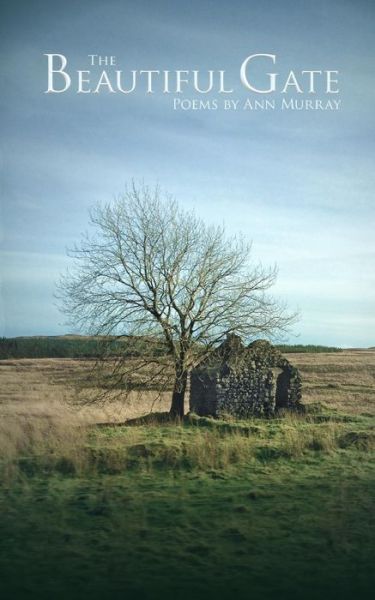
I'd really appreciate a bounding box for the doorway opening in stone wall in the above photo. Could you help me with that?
[275,369,290,410]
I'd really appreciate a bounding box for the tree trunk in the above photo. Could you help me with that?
[170,368,188,419]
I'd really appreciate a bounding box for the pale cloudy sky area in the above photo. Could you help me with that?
[1,0,374,346]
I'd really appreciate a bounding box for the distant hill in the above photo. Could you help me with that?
[0,336,346,360]
[0,335,167,360]
[275,344,343,354]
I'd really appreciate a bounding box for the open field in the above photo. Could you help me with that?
[286,350,375,415]
[0,357,172,424]
[0,350,374,599]
[0,349,374,421]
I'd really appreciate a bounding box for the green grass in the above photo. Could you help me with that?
[1,410,374,600]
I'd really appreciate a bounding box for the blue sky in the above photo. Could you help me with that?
[1,0,374,346]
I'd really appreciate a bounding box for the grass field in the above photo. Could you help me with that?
[0,351,374,599]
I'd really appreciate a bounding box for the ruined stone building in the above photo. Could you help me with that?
[189,335,302,418]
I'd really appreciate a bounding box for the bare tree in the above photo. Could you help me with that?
[58,183,296,418]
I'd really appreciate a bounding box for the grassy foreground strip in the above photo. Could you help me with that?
[0,410,374,600]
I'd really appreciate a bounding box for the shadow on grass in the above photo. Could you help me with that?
[95,411,262,436]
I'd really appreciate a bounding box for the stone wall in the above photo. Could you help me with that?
[189,336,303,418]
[216,367,277,418]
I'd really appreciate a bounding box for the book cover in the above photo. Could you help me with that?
[1,2,374,599]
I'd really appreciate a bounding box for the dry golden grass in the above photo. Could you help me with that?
[0,350,374,474]
[287,350,375,415]
[0,358,171,474]
[1,350,374,423]
[0,357,171,423]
